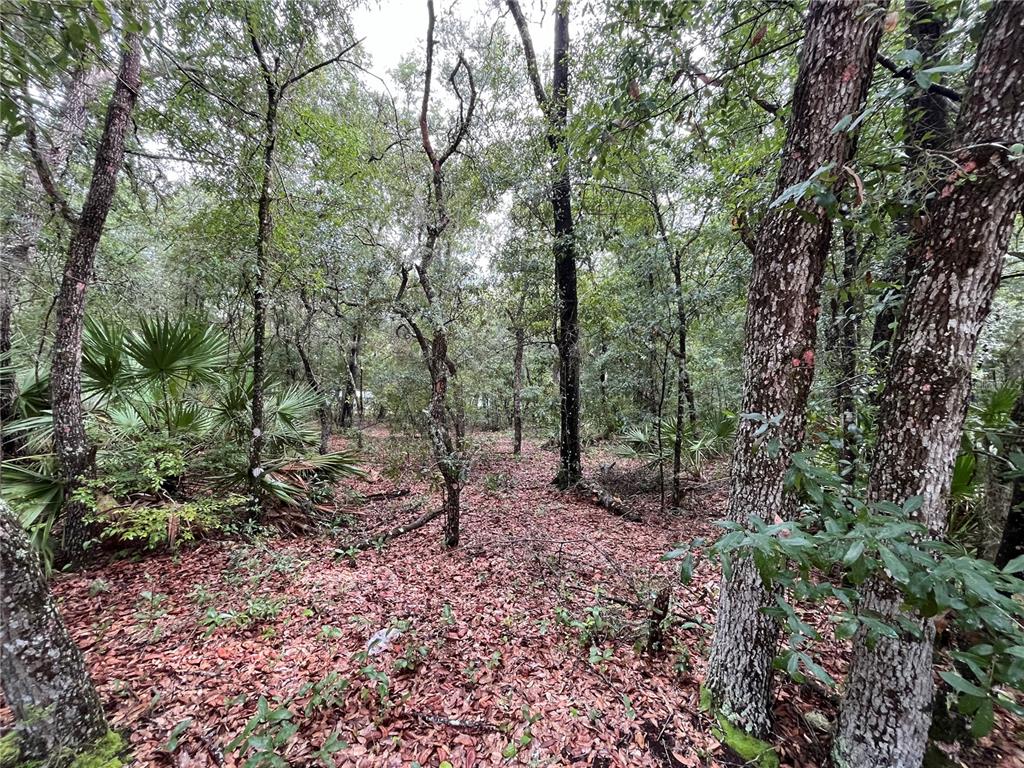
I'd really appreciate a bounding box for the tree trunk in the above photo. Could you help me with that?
[50,33,142,562]
[0,499,108,760]
[550,7,582,488]
[834,6,1024,766]
[834,226,862,480]
[2,66,96,442]
[341,326,361,428]
[248,78,279,517]
[507,0,581,488]
[400,0,475,549]
[513,324,524,455]
[705,0,883,736]
[869,0,953,371]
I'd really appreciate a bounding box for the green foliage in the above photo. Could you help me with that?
[667,451,1024,737]
[613,411,736,476]
[2,314,362,555]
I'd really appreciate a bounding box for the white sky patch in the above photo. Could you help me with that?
[353,0,551,89]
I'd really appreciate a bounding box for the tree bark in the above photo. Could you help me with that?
[869,0,953,371]
[247,26,280,517]
[0,499,108,760]
[705,0,884,736]
[507,0,582,488]
[833,226,862,480]
[513,324,525,455]
[395,0,476,549]
[2,67,96,456]
[48,33,141,561]
[834,6,1024,766]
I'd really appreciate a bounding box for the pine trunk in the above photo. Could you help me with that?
[0,500,108,760]
[50,34,141,561]
[834,6,1024,766]
[705,0,883,735]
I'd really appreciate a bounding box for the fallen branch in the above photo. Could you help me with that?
[574,478,641,522]
[360,488,411,501]
[408,711,502,733]
[337,506,442,553]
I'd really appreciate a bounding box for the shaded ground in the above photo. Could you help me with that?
[8,431,1024,766]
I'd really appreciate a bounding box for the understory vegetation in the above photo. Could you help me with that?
[1,1,1023,767]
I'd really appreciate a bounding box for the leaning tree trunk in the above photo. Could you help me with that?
[49,33,142,562]
[2,68,96,454]
[0,500,108,760]
[704,0,884,736]
[835,6,1024,766]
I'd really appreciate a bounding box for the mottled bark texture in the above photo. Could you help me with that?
[834,5,1024,767]
[870,0,953,370]
[48,33,142,561]
[2,68,96,457]
[396,0,476,548]
[246,22,280,517]
[507,0,582,488]
[705,0,884,736]
[0,500,108,760]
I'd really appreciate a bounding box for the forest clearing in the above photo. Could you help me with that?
[2,0,1024,767]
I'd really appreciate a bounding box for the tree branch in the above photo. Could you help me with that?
[505,0,549,109]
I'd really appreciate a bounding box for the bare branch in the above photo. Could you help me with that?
[505,0,548,108]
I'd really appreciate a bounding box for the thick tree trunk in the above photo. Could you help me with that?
[705,0,883,736]
[513,325,524,455]
[869,0,953,370]
[0,500,108,760]
[834,6,1024,766]
[50,34,141,561]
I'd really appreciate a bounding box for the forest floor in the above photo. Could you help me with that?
[23,431,1024,767]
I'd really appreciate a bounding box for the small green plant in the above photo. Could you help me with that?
[297,672,350,716]
[227,696,297,768]
[393,644,430,674]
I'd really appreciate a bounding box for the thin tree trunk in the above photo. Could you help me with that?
[705,0,883,736]
[507,0,581,488]
[1,499,108,761]
[835,6,1024,766]
[513,324,524,455]
[47,33,141,562]
[835,226,862,480]
[396,0,476,549]
[247,51,279,517]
